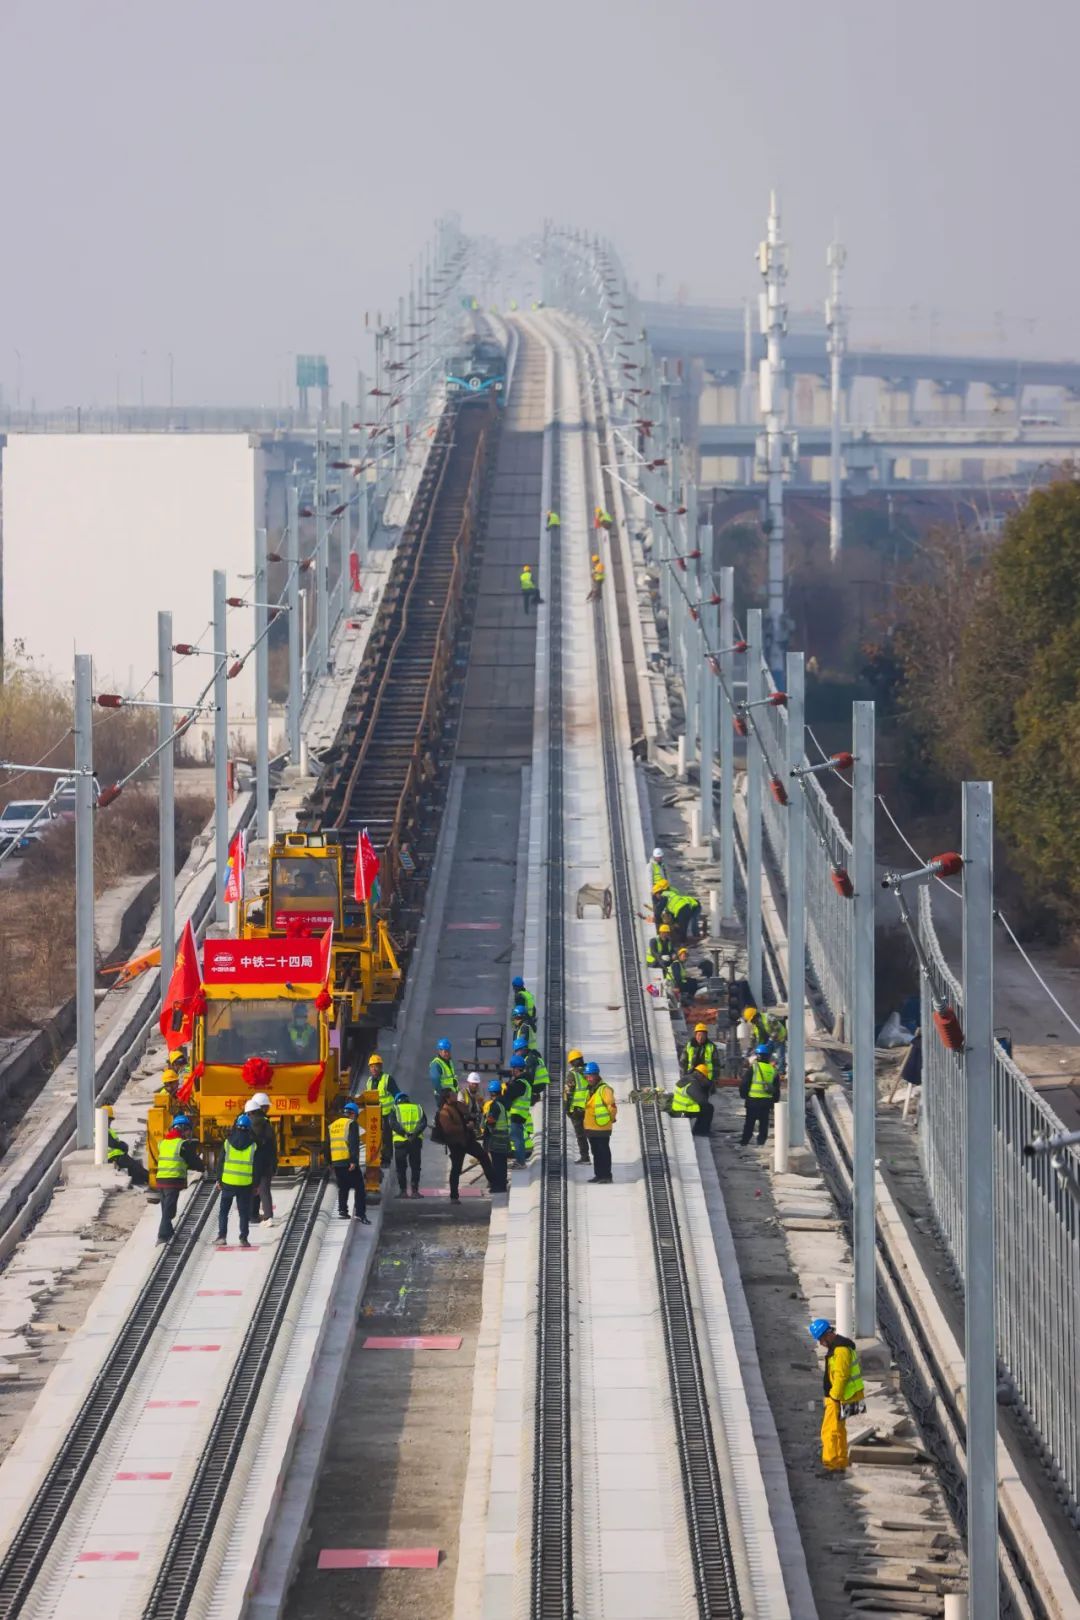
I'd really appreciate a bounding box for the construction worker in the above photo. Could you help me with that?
[586,554,606,602]
[765,1008,789,1072]
[286,1001,317,1057]
[518,1038,550,1097]
[809,1318,865,1472]
[511,975,537,1026]
[217,1113,257,1248]
[435,1087,492,1200]
[152,1049,187,1113]
[651,877,671,927]
[564,1048,590,1164]
[593,504,613,531]
[460,1070,485,1128]
[390,1090,427,1197]
[545,509,561,532]
[247,1091,277,1225]
[103,1107,149,1187]
[665,947,701,1005]
[583,1063,617,1183]
[671,1062,715,1137]
[520,563,542,615]
[663,888,701,944]
[505,1057,533,1166]
[429,1038,457,1103]
[329,1099,370,1221]
[740,1044,780,1146]
[367,1053,396,1166]
[646,922,676,969]
[649,847,668,888]
[154,1114,204,1244]
[483,1080,511,1192]
[512,1005,538,1048]
[682,1023,719,1082]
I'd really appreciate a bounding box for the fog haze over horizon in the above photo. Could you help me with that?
[2,0,1077,409]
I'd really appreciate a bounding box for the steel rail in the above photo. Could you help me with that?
[581,352,743,1620]
[531,371,573,1619]
[142,1174,327,1620]
[0,1179,219,1617]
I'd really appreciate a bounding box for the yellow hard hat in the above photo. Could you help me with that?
[658,924,671,935]
[168,1049,186,1064]
[103,1104,115,1119]
[567,1048,584,1064]
[694,1063,711,1077]
[162,1068,179,1085]
[678,948,688,959]
[591,553,600,563]
[743,1006,758,1021]
[368,1053,383,1068]
[694,1023,709,1035]
[652,879,669,894]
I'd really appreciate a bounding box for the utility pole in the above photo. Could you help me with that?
[719,566,737,925]
[827,241,847,562]
[286,478,302,763]
[786,652,807,1148]
[683,486,700,778]
[338,400,352,628]
[254,526,269,843]
[74,654,95,1150]
[698,525,717,858]
[962,781,999,1620]
[315,425,329,675]
[757,191,791,676]
[852,701,877,1336]
[746,608,764,1006]
[157,611,175,994]
[213,570,229,928]
[356,370,369,569]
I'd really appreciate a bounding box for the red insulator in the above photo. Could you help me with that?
[687,548,702,560]
[769,690,788,707]
[769,775,789,806]
[734,714,749,738]
[831,751,855,772]
[674,505,687,516]
[708,593,722,606]
[172,643,197,656]
[933,1005,965,1050]
[228,659,245,679]
[830,865,854,898]
[226,596,246,608]
[675,557,687,572]
[654,503,668,514]
[931,852,964,878]
[98,783,123,808]
[689,606,699,622]
[96,694,124,709]
[734,639,748,653]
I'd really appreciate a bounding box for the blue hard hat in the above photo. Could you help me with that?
[808,1318,831,1342]
[394,1090,408,1102]
[487,1079,502,1095]
[584,1062,600,1076]
[755,1043,771,1057]
[512,1036,528,1051]
[236,1112,252,1128]
[344,1100,359,1114]
[509,1056,526,1070]
[436,1038,451,1052]
[512,976,525,990]
[513,1002,528,1017]
[172,1114,191,1130]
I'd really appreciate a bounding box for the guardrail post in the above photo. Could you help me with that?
[286,477,302,762]
[255,525,269,842]
[786,651,806,1146]
[746,608,764,1005]
[719,567,737,924]
[157,610,175,994]
[962,780,999,1620]
[74,652,95,1150]
[852,700,876,1337]
[213,569,229,928]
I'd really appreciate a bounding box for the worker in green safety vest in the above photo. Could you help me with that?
[809,1317,866,1471]
[739,1046,780,1146]
[482,1081,511,1192]
[217,1113,257,1247]
[583,1064,617,1183]
[670,1061,715,1137]
[505,1057,532,1166]
[390,1091,428,1198]
[662,889,702,944]
[649,847,668,889]
[366,1053,396,1166]
[564,1047,591,1164]
[429,1038,457,1103]
[646,922,675,969]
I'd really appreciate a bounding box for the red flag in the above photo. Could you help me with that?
[315,924,334,1000]
[353,828,380,903]
[160,920,201,1045]
[223,829,246,904]
[349,551,361,593]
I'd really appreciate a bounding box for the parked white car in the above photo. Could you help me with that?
[0,799,56,856]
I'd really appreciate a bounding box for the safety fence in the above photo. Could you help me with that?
[917,886,1080,1524]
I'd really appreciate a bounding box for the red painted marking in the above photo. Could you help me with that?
[76,1551,140,1563]
[417,1186,485,1198]
[146,1399,200,1409]
[445,922,500,931]
[433,1006,497,1015]
[317,1548,440,1570]
[363,1336,462,1351]
[115,1471,172,1481]
[170,1344,221,1353]
[196,1289,243,1296]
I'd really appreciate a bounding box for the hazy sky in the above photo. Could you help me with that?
[2,0,1076,408]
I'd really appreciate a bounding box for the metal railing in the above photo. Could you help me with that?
[917,885,1080,1525]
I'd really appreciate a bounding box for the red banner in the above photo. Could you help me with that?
[203,937,324,984]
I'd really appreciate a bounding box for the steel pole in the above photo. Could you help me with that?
[338,399,351,628]
[315,426,329,674]
[827,242,847,562]
[746,608,764,1006]
[852,700,877,1337]
[157,612,175,995]
[699,525,717,858]
[254,525,269,841]
[719,567,736,924]
[962,780,999,1620]
[286,478,301,762]
[356,371,369,569]
[213,570,229,928]
[74,653,95,1150]
[786,652,806,1147]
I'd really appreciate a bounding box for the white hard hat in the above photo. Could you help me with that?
[249,1092,271,1110]
[466,1071,482,1086]
[652,847,663,861]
